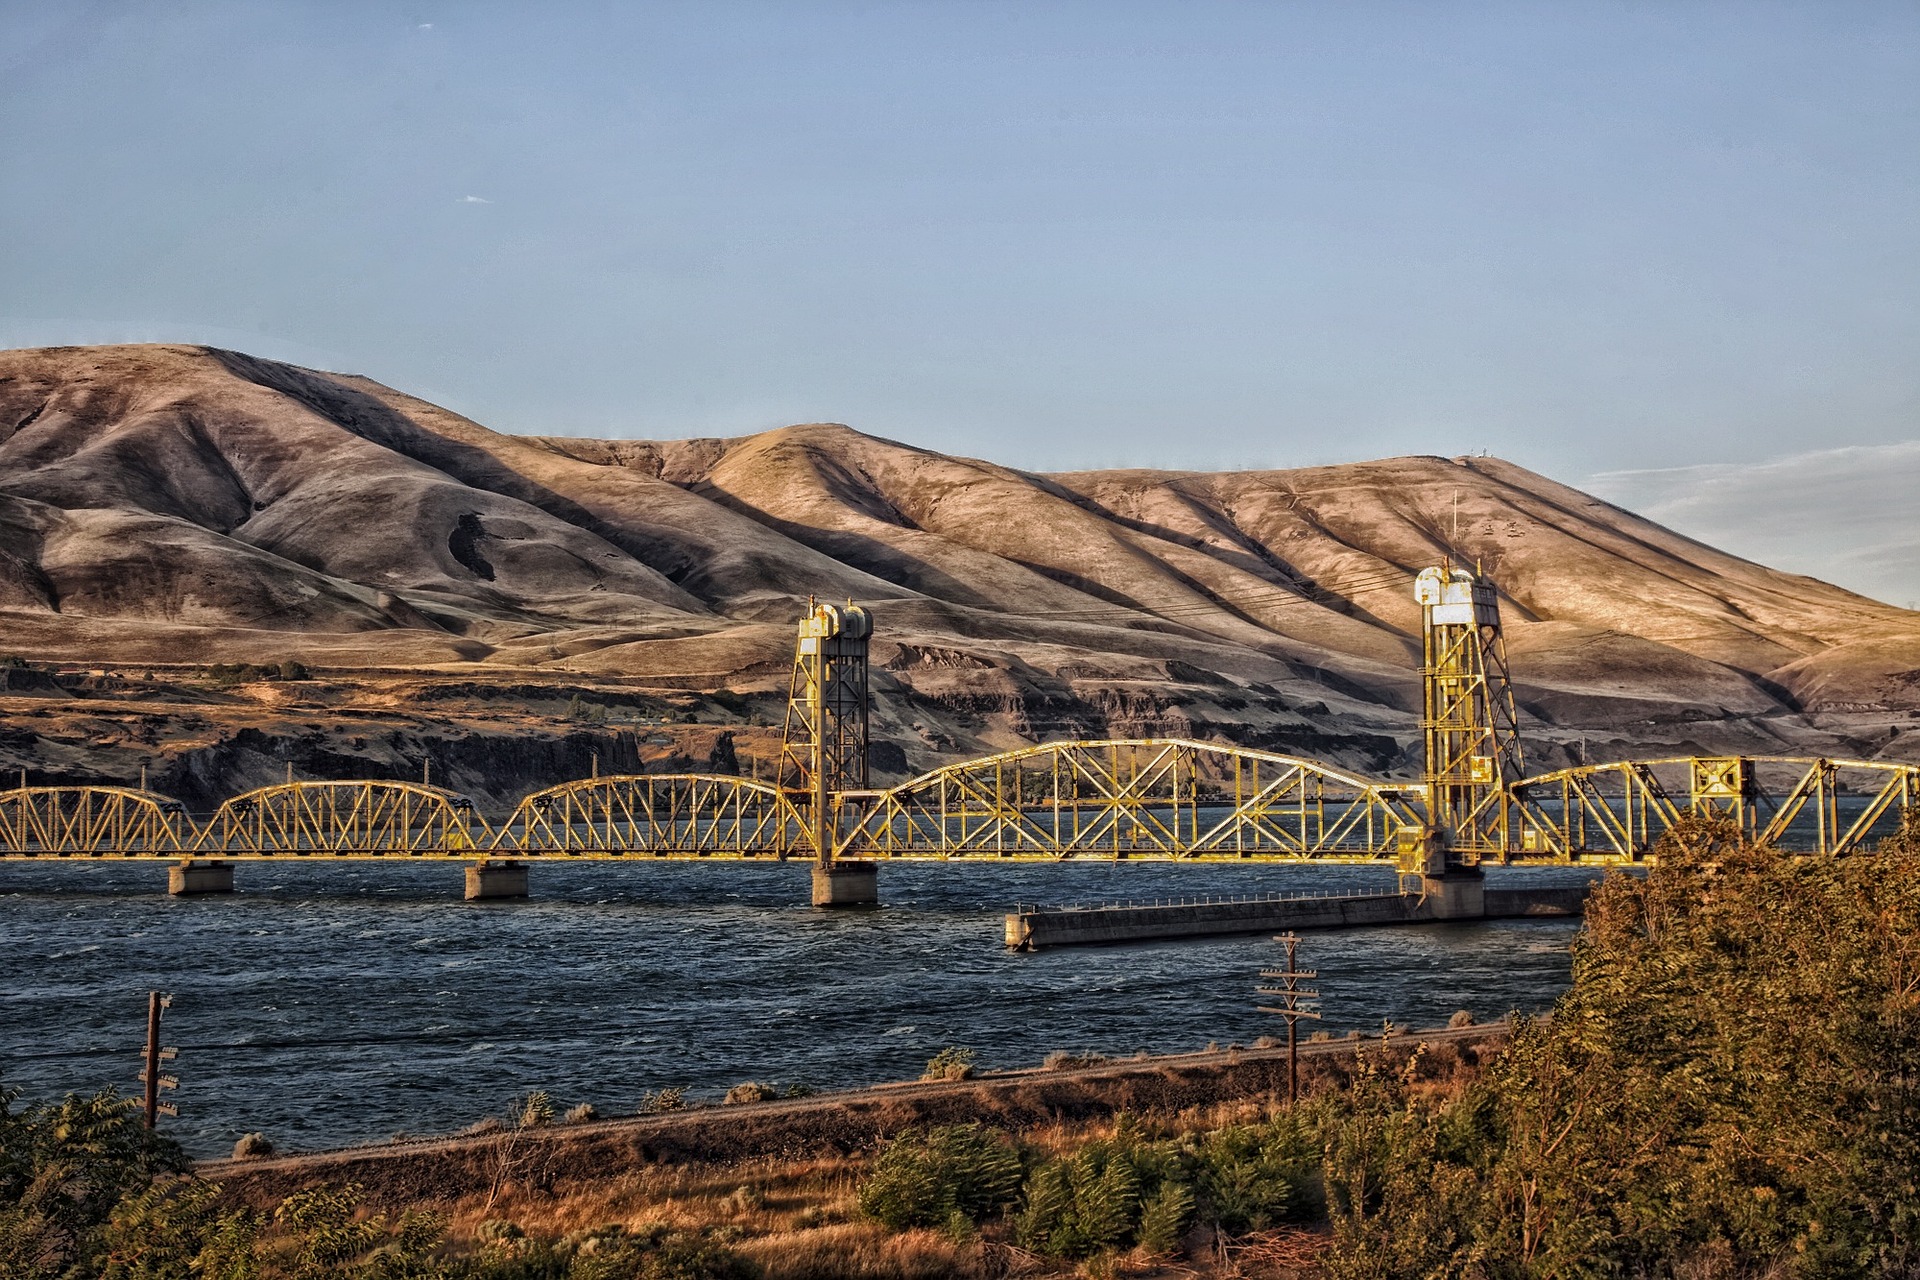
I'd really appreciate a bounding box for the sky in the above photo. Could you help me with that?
[2,2,1917,600]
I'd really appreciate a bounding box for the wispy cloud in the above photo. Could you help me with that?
[458,195,490,204]
[1588,442,1920,608]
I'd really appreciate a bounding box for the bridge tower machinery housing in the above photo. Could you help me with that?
[1415,564,1524,860]
[780,599,872,864]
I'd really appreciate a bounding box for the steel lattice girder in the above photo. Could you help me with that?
[192,781,485,855]
[0,786,187,856]
[3,749,1918,862]
[496,775,806,856]
[837,739,1426,860]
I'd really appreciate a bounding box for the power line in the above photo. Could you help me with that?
[4,1026,652,1063]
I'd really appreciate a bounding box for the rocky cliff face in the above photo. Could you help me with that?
[2,342,1917,801]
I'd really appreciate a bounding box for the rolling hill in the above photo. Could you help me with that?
[2,342,1916,801]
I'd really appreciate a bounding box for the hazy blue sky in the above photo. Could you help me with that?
[3,3,1917,594]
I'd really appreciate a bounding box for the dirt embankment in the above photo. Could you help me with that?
[201,1025,1507,1210]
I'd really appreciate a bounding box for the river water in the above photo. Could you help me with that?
[1,861,1589,1158]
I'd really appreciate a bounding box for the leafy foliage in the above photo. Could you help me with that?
[857,1125,1023,1234]
[1323,815,1920,1279]
[0,1082,191,1280]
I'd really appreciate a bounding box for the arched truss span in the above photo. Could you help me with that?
[0,786,188,857]
[838,738,1426,860]
[494,775,805,857]
[1510,756,1920,860]
[193,781,486,857]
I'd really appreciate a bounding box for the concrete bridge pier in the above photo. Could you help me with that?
[812,860,878,907]
[168,859,235,896]
[1418,866,1486,920]
[465,860,529,901]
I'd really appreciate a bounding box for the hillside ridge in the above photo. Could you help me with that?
[3,342,1917,793]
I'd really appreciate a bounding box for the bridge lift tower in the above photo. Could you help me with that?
[780,599,879,905]
[1404,563,1525,911]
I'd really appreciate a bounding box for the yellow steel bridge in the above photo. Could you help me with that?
[2,583,1915,868]
[0,740,1913,865]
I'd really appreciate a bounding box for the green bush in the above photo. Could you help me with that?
[1013,1142,1143,1258]
[920,1047,976,1082]
[1321,815,1920,1279]
[0,1082,191,1280]
[858,1124,1023,1234]
[1134,1181,1195,1256]
[1185,1114,1317,1232]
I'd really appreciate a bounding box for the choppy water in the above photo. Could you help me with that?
[1,861,1587,1158]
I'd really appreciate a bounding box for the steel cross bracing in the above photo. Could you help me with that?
[834,739,1426,861]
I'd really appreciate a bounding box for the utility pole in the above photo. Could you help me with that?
[1256,933,1321,1105]
[140,992,179,1128]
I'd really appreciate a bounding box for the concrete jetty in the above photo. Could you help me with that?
[1004,881,1591,949]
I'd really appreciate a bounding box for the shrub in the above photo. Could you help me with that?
[921,1046,976,1082]
[570,1228,758,1280]
[637,1087,687,1115]
[858,1125,1023,1234]
[1447,1009,1475,1028]
[1134,1180,1196,1256]
[563,1103,598,1125]
[1321,817,1920,1278]
[723,1083,775,1106]
[232,1131,274,1159]
[1186,1116,1316,1232]
[1041,1051,1109,1070]
[273,1182,445,1277]
[0,1082,191,1278]
[1013,1143,1142,1258]
[97,1176,258,1280]
[518,1091,555,1128]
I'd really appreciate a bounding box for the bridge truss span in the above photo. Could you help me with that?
[192,781,487,857]
[0,785,189,857]
[838,738,1427,861]
[1510,755,1920,860]
[495,774,806,857]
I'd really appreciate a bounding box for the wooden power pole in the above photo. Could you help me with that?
[1257,933,1321,1104]
[140,992,179,1128]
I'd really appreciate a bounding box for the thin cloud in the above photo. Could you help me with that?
[459,195,491,204]
[1589,442,1920,608]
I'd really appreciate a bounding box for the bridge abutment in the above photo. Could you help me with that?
[811,860,878,907]
[465,860,529,901]
[168,859,234,895]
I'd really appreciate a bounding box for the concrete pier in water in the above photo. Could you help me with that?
[168,859,235,896]
[811,860,879,907]
[1004,875,1592,949]
[464,861,529,901]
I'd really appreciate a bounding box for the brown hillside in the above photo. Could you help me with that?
[1,342,1915,801]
